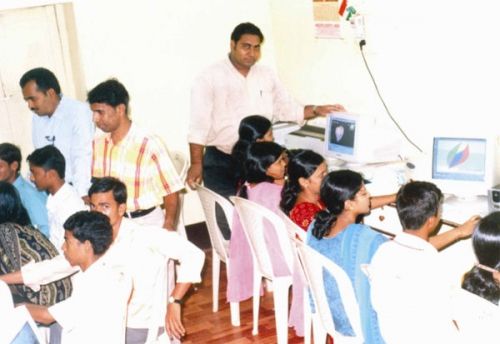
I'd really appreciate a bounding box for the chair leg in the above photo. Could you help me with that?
[312,312,327,344]
[272,279,291,344]
[229,302,240,326]
[252,270,261,335]
[303,288,312,344]
[212,250,220,313]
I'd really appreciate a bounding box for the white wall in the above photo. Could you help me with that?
[269,0,499,158]
[71,0,276,224]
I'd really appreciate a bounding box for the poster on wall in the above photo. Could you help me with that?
[313,0,345,39]
[313,0,364,39]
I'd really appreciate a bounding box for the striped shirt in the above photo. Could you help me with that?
[92,123,184,211]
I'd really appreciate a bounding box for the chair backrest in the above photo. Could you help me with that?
[278,210,307,242]
[295,240,364,343]
[231,196,294,280]
[197,185,233,262]
[169,149,188,237]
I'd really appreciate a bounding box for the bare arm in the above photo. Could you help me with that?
[186,143,204,189]
[370,194,397,209]
[165,282,192,340]
[25,303,55,325]
[163,193,179,231]
[0,270,24,284]
[430,215,481,251]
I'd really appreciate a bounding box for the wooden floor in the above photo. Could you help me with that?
[181,249,304,343]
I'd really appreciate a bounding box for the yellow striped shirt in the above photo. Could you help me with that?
[92,123,184,211]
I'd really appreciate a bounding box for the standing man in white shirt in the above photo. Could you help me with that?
[20,67,94,201]
[187,22,345,196]
[27,145,86,252]
[0,177,205,343]
[25,211,132,344]
[368,181,479,344]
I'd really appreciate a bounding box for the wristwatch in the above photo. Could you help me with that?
[168,296,183,305]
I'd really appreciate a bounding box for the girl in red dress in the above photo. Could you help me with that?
[281,149,327,231]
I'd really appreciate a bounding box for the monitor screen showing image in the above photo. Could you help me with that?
[327,116,356,156]
[432,137,487,182]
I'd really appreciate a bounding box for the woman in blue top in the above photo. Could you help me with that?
[306,170,471,343]
[307,170,388,344]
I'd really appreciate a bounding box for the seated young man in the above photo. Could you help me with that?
[0,177,205,343]
[27,145,86,251]
[367,181,479,344]
[24,211,132,343]
[0,142,49,237]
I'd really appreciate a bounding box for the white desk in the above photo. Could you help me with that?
[364,197,489,287]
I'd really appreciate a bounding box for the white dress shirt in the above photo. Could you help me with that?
[49,258,132,344]
[21,218,205,329]
[368,232,462,344]
[46,183,86,252]
[32,95,94,197]
[189,57,304,154]
[452,288,500,344]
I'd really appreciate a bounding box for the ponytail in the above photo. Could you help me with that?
[280,180,301,214]
[311,209,337,239]
[462,265,500,305]
[238,183,249,200]
[311,169,363,240]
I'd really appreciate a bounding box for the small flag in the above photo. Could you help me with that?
[338,0,348,16]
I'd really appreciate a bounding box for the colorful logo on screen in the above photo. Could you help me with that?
[447,143,470,168]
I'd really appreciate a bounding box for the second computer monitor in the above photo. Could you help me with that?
[325,112,401,165]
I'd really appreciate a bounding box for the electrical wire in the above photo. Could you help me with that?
[359,40,423,153]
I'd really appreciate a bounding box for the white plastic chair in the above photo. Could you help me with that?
[231,196,294,344]
[278,210,307,242]
[278,211,311,344]
[169,149,188,237]
[197,185,240,326]
[295,240,364,344]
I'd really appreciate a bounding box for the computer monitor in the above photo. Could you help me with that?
[431,136,500,200]
[324,112,401,165]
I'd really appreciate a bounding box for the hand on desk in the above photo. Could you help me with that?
[314,104,346,116]
[456,215,482,240]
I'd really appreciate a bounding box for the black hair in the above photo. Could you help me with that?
[238,141,285,199]
[280,149,325,214]
[87,79,130,114]
[0,181,31,226]
[311,170,363,240]
[0,143,22,173]
[231,22,264,43]
[462,212,500,305]
[27,145,65,179]
[396,181,443,230]
[63,211,113,255]
[19,67,61,95]
[88,177,127,205]
[232,115,272,183]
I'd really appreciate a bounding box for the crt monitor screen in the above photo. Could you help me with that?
[327,115,356,156]
[432,137,487,182]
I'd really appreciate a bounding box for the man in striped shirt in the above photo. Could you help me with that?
[88,79,184,230]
